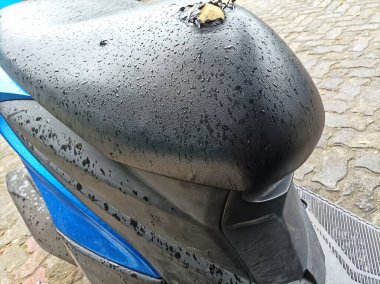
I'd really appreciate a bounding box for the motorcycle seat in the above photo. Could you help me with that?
[0,0,324,195]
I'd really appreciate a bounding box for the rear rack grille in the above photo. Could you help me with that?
[296,185,380,284]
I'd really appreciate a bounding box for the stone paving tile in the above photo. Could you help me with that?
[312,147,354,189]
[355,151,380,173]
[0,0,379,283]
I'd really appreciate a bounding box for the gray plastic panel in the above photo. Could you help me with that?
[6,169,74,264]
[61,234,163,284]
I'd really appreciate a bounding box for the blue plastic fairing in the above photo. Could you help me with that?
[0,0,21,9]
[0,114,160,278]
[0,68,31,101]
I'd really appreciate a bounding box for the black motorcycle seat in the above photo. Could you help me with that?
[0,0,324,194]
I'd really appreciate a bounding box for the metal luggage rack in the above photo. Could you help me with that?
[296,185,380,284]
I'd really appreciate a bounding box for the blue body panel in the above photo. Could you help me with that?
[0,0,21,9]
[0,67,31,101]
[0,115,159,278]
[0,63,160,277]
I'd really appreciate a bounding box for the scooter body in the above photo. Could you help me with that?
[0,1,378,283]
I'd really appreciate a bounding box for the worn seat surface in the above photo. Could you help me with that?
[0,0,324,194]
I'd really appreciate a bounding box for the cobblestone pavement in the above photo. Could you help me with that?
[0,0,379,283]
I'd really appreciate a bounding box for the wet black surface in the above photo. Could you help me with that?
[0,0,326,282]
[0,100,251,283]
[0,0,324,195]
